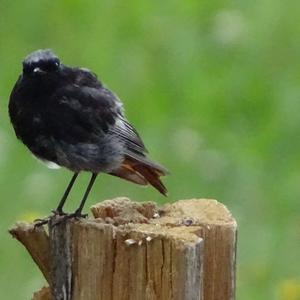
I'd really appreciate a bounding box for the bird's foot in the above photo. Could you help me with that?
[33,210,67,228]
[50,210,88,227]
[34,216,51,228]
[34,210,87,227]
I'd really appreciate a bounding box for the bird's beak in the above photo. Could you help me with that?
[33,67,45,74]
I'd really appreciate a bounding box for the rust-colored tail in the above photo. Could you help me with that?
[110,155,168,196]
[133,163,168,196]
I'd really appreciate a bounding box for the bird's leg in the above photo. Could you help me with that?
[34,172,79,227]
[51,173,98,225]
[54,172,79,215]
[73,173,97,217]
[38,173,97,227]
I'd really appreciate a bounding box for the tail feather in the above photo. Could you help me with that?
[124,150,169,176]
[133,163,168,196]
[109,155,168,196]
[110,165,148,186]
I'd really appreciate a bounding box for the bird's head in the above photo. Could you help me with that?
[22,49,60,76]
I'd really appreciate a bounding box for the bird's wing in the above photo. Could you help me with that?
[49,79,147,158]
[46,85,119,143]
[73,68,147,151]
[109,116,148,155]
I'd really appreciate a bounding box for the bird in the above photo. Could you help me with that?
[9,49,168,220]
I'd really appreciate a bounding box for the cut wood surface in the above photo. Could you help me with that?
[10,198,237,300]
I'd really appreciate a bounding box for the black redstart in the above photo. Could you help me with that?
[9,49,168,219]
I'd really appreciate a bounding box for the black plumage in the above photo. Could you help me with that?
[9,49,168,217]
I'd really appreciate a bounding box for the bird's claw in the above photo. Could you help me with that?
[50,211,88,227]
[34,217,51,228]
[33,210,87,228]
[33,209,65,227]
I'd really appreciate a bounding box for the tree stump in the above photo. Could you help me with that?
[9,198,237,300]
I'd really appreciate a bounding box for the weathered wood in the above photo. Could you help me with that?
[49,217,73,300]
[161,199,237,300]
[9,222,51,284]
[10,198,237,300]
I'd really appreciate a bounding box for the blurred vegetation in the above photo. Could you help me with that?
[0,1,300,299]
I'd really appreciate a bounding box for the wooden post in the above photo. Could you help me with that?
[9,198,237,300]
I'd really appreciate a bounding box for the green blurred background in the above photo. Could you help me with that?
[0,1,300,299]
